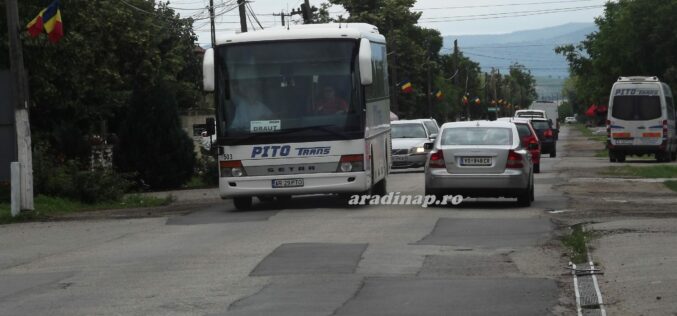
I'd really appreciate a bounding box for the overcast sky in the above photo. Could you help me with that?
[163,0,607,46]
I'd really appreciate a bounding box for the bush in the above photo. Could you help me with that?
[115,80,196,190]
[0,181,9,203]
[33,142,131,203]
[196,154,219,187]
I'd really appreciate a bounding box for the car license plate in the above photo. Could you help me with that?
[272,179,304,188]
[393,155,406,162]
[461,157,492,166]
[614,139,633,145]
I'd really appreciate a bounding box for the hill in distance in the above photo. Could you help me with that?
[442,23,597,99]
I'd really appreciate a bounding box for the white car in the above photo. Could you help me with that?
[391,120,437,168]
[565,117,577,124]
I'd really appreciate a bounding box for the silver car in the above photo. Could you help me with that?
[424,121,534,206]
[391,120,437,168]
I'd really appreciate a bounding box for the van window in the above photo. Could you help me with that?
[531,120,550,130]
[611,96,662,120]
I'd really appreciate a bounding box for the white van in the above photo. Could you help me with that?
[607,76,676,162]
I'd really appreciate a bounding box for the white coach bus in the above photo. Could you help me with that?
[202,23,391,210]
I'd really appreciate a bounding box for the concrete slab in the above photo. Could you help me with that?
[418,254,521,278]
[222,276,362,316]
[334,277,559,316]
[417,218,552,249]
[250,243,368,276]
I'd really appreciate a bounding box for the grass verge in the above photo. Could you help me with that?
[561,224,591,264]
[0,194,172,225]
[665,180,677,192]
[603,165,677,178]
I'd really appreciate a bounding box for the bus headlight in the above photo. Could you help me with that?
[231,167,244,177]
[337,154,364,172]
[340,162,353,172]
[220,160,247,177]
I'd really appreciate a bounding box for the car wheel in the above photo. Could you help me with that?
[530,180,535,202]
[534,163,540,173]
[517,188,531,207]
[671,151,677,161]
[609,150,617,162]
[233,197,252,210]
[617,154,626,163]
[549,147,557,158]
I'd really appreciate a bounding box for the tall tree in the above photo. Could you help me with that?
[1,0,202,160]
[556,0,677,103]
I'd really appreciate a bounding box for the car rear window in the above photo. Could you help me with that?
[612,96,662,120]
[441,127,513,146]
[515,124,532,137]
[391,123,427,138]
[531,121,550,130]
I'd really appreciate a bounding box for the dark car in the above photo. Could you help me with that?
[530,118,557,157]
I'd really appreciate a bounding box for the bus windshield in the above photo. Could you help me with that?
[216,40,363,142]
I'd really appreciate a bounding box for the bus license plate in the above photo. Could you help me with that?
[461,157,492,166]
[393,155,406,162]
[272,179,304,188]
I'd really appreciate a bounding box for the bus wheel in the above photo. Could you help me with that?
[373,177,387,196]
[233,197,252,210]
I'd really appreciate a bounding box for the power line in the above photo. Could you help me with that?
[413,0,600,11]
[419,5,604,22]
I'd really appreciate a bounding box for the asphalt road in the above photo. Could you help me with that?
[0,132,574,315]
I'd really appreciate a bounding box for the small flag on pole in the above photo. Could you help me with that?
[27,0,63,43]
[399,80,413,94]
[462,95,469,105]
[474,97,481,105]
[434,89,444,101]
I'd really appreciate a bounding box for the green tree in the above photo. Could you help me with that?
[556,0,677,103]
[114,79,195,190]
[1,0,202,161]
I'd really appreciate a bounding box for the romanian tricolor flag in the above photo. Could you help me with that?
[462,95,469,105]
[27,0,63,43]
[399,80,413,94]
[474,97,481,105]
[434,89,444,101]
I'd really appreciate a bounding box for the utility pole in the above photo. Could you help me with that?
[452,40,459,86]
[390,38,399,114]
[273,11,286,26]
[209,0,216,47]
[237,0,247,33]
[427,61,432,118]
[5,0,35,213]
[302,0,311,24]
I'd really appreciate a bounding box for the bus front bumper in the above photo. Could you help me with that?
[218,172,371,198]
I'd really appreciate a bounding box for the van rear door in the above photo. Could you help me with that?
[609,85,664,146]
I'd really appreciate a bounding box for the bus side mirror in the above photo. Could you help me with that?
[203,48,215,92]
[205,117,216,136]
[358,38,373,86]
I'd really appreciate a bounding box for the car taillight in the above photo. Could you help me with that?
[506,150,524,169]
[663,120,668,141]
[337,154,364,172]
[606,119,611,139]
[220,160,246,177]
[529,137,539,149]
[428,151,445,168]
[544,129,553,138]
